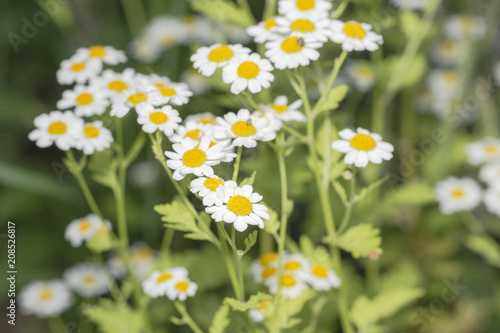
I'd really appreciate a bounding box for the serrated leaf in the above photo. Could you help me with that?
[242,230,258,255]
[240,171,257,187]
[209,304,230,333]
[224,293,272,312]
[299,235,330,265]
[356,176,389,202]
[336,224,382,259]
[224,297,247,312]
[82,299,144,333]
[465,235,500,268]
[318,84,349,113]
[333,181,349,206]
[263,205,280,236]
[86,232,119,253]
[351,288,424,329]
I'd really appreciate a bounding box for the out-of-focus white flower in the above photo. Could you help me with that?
[56,53,102,85]
[267,272,308,299]
[129,161,160,188]
[435,177,482,214]
[466,138,500,165]
[142,267,189,298]
[265,36,322,70]
[444,15,486,41]
[64,263,110,297]
[431,39,465,67]
[345,62,376,92]
[129,35,162,63]
[249,300,273,323]
[305,263,341,290]
[275,15,331,42]
[247,17,281,44]
[250,252,278,283]
[278,0,333,19]
[191,44,251,77]
[19,280,73,318]
[484,184,500,217]
[329,21,383,52]
[479,161,500,185]
[75,45,127,65]
[108,242,157,281]
[64,214,112,248]
[166,279,198,301]
[57,84,109,117]
[180,68,211,95]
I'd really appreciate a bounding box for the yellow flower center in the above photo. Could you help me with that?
[76,92,93,106]
[262,267,277,279]
[175,281,189,292]
[182,148,207,168]
[160,87,177,97]
[296,0,315,11]
[281,273,296,287]
[285,260,302,271]
[184,129,201,140]
[208,45,234,63]
[357,67,374,80]
[133,247,153,260]
[237,61,260,79]
[258,300,272,311]
[98,224,108,234]
[48,121,67,135]
[231,121,257,137]
[270,104,288,114]
[83,275,96,285]
[78,219,91,231]
[108,80,128,92]
[149,112,168,125]
[311,264,328,278]
[227,195,253,216]
[127,93,147,105]
[83,125,100,139]
[156,272,173,283]
[290,19,315,33]
[349,134,376,151]
[280,36,304,54]
[443,71,459,84]
[451,189,464,198]
[485,145,498,155]
[199,116,215,125]
[89,46,106,58]
[39,287,53,301]
[342,22,367,39]
[259,252,277,265]
[264,17,278,30]
[204,177,224,192]
[70,62,86,72]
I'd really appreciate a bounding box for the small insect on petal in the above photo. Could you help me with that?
[297,37,305,47]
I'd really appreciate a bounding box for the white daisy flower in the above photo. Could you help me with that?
[250,252,279,283]
[92,68,137,98]
[278,0,333,19]
[426,69,462,100]
[329,20,383,52]
[57,84,109,117]
[129,35,162,63]
[185,112,217,126]
[146,16,186,49]
[142,267,189,298]
[282,253,309,277]
[110,86,161,118]
[275,15,331,42]
[431,39,465,67]
[246,16,281,44]
[444,15,486,41]
[249,300,273,323]
[331,128,394,168]
[413,85,433,114]
[64,214,112,248]
[205,184,270,232]
[479,161,500,185]
[222,52,274,94]
[75,45,127,65]
[345,62,376,92]
[63,263,110,297]
[150,81,193,106]
[165,137,235,181]
[136,104,182,136]
[19,280,73,318]
[253,110,284,132]
[108,242,157,281]
[190,176,238,207]
[56,53,102,85]
[261,96,305,123]
[73,121,114,155]
[191,43,251,77]
[466,138,500,166]
[212,109,276,148]
[170,122,212,143]
[265,36,322,70]
[390,0,426,10]
[484,185,500,217]
[305,263,341,290]
[435,177,482,215]
[494,61,500,86]
[180,68,211,95]
[166,279,198,301]
[267,272,308,299]
[28,111,83,151]
[182,15,215,45]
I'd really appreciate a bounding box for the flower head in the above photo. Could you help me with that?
[142,267,189,298]
[305,263,341,290]
[435,177,482,214]
[76,45,127,65]
[110,86,161,118]
[261,96,305,123]
[29,111,83,151]
[56,53,102,85]
[74,121,114,155]
[64,263,110,297]
[92,68,137,99]
[64,214,112,248]
[329,20,383,52]
[19,280,73,318]
[247,17,281,44]
[137,104,182,136]
[331,128,394,167]
[191,175,238,207]
[484,185,500,218]
[278,0,333,19]
[267,271,308,299]
[265,35,322,70]
[275,15,331,42]
[466,138,500,165]
[222,53,274,94]
[191,43,251,77]
[166,279,198,301]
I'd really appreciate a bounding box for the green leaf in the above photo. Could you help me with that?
[332,181,349,207]
[350,288,424,329]
[240,171,257,187]
[356,176,389,202]
[242,230,258,256]
[335,224,382,259]
[263,204,280,236]
[209,304,230,333]
[318,84,349,113]
[86,232,119,253]
[224,293,272,312]
[381,182,435,215]
[382,54,427,89]
[465,235,500,268]
[399,10,421,38]
[189,0,254,27]
[82,300,144,333]
[299,235,330,265]
[379,262,422,292]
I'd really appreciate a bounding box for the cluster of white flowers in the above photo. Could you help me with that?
[249,252,340,311]
[436,137,500,217]
[142,267,197,301]
[64,214,112,247]
[107,241,158,282]
[331,127,394,168]
[130,15,251,63]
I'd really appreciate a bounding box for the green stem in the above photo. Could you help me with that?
[338,173,356,233]
[47,317,66,333]
[174,301,204,333]
[276,132,289,295]
[217,224,244,300]
[305,295,328,333]
[333,0,351,18]
[120,0,148,37]
[232,146,243,182]
[65,151,103,218]
[263,0,278,19]
[160,228,175,254]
